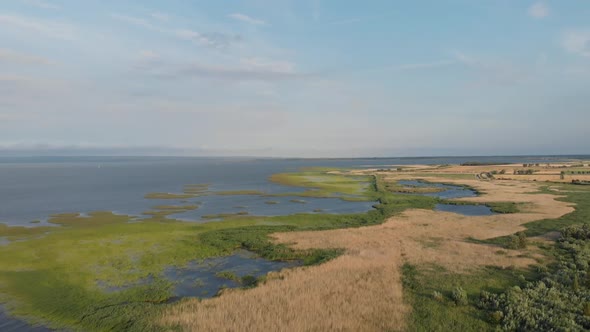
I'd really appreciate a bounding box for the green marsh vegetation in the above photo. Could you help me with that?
[144,192,198,200]
[269,168,378,201]
[383,180,445,194]
[441,201,521,214]
[201,211,250,219]
[145,184,210,199]
[0,170,438,330]
[402,263,537,331]
[289,199,306,204]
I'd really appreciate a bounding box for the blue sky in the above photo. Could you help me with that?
[0,0,589,157]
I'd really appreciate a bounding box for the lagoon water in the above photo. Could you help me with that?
[0,155,583,225]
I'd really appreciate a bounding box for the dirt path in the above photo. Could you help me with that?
[161,175,574,331]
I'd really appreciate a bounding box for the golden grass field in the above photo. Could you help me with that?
[161,162,588,331]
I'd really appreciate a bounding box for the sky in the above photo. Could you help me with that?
[0,0,589,157]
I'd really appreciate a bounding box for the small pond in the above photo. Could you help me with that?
[164,250,300,299]
[397,180,477,199]
[397,180,495,216]
[434,203,494,216]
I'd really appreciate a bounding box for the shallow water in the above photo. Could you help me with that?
[435,203,494,216]
[0,156,581,225]
[397,180,477,199]
[397,180,496,216]
[0,309,51,332]
[163,250,299,299]
[172,195,375,221]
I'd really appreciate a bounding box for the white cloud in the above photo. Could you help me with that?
[175,29,241,48]
[0,48,54,65]
[228,13,266,25]
[0,14,75,39]
[135,55,300,82]
[528,2,549,19]
[150,12,170,22]
[563,30,590,57]
[240,57,295,74]
[21,0,60,10]
[111,13,241,48]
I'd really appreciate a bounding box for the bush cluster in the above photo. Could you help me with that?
[479,225,590,330]
[452,287,468,306]
[507,232,527,249]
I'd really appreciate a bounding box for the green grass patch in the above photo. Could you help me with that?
[269,170,376,201]
[215,271,240,282]
[182,184,209,194]
[201,211,250,219]
[402,263,534,332]
[441,201,521,214]
[289,199,306,204]
[485,202,520,214]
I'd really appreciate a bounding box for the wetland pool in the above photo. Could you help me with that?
[397,180,495,216]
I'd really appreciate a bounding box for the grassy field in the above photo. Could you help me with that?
[269,169,377,201]
[402,264,534,331]
[440,200,521,214]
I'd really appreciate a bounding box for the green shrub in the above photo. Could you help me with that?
[507,232,527,249]
[490,311,504,323]
[432,290,444,302]
[480,224,590,330]
[451,287,468,306]
[241,275,258,288]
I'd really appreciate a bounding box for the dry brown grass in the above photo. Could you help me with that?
[160,167,575,332]
[162,253,407,332]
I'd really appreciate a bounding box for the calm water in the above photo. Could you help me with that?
[0,309,50,332]
[164,250,299,299]
[0,155,584,225]
[435,203,494,216]
[397,180,478,199]
[397,179,495,215]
